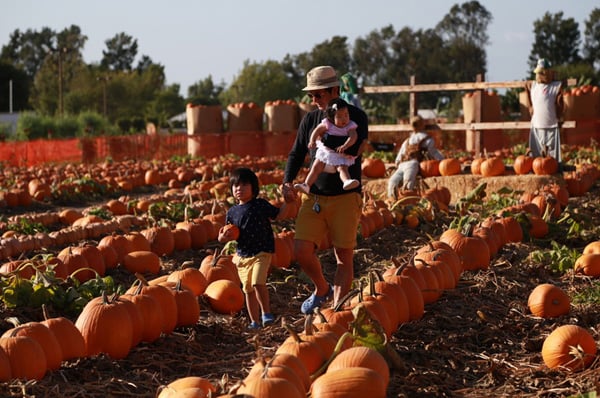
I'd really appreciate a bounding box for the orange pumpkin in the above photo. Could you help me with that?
[0,328,47,380]
[532,154,558,175]
[204,279,244,315]
[513,154,534,175]
[527,283,570,318]
[573,253,600,277]
[438,158,462,176]
[122,251,161,274]
[310,367,387,398]
[327,346,390,387]
[361,158,386,178]
[157,376,216,398]
[541,325,597,371]
[479,156,505,177]
[75,293,133,359]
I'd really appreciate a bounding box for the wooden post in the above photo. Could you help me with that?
[409,75,417,117]
[473,74,483,154]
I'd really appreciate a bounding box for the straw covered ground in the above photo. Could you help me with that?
[1,177,600,398]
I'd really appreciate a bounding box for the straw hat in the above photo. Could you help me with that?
[303,66,340,91]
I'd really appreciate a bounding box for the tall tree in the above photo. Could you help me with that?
[26,26,87,116]
[0,27,56,79]
[436,1,491,80]
[353,25,397,85]
[436,1,492,48]
[528,11,581,72]
[582,8,600,71]
[284,36,351,84]
[220,60,297,106]
[187,76,224,106]
[101,32,138,71]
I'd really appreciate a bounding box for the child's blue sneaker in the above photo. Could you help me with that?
[301,285,333,314]
[247,321,261,330]
[262,313,275,326]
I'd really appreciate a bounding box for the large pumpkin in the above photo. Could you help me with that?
[204,279,244,315]
[75,293,133,359]
[326,346,390,386]
[310,367,387,398]
[541,325,597,371]
[0,328,47,380]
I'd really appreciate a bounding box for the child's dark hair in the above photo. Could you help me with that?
[325,98,349,122]
[229,167,259,198]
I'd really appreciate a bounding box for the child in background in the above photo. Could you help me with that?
[387,115,444,199]
[294,98,359,194]
[218,167,287,329]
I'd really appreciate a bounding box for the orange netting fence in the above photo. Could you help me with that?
[0,134,189,167]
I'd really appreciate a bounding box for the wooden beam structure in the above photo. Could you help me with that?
[362,76,578,154]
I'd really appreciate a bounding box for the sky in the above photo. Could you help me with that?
[1,1,597,97]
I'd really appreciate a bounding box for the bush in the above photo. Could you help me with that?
[77,111,111,137]
[55,116,80,138]
[131,116,146,133]
[16,112,55,140]
[116,118,132,134]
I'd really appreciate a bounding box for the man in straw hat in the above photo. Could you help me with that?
[525,58,564,163]
[387,114,444,199]
[282,66,368,314]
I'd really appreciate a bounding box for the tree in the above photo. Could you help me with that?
[101,32,138,71]
[219,60,298,107]
[187,76,224,106]
[528,11,581,73]
[436,1,491,81]
[436,1,492,48]
[582,8,600,72]
[353,25,397,85]
[146,84,185,127]
[0,27,56,79]
[284,36,352,84]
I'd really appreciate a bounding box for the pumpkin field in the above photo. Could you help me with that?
[0,145,600,397]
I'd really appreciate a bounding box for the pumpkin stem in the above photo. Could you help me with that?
[310,331,354,381]
[303,313,315,336]
[333,288,360,311]
[281,317,303,343]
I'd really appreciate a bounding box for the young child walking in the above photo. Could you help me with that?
[294,98,359,194]
[218,167,287,329]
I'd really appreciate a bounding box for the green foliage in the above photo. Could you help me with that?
[131,116,146,133]
[15,111,54,140]
[187,76,225,106]
[220,60,298,106]
[77,111,111,137]
[4,218,47,235]
[0,265,121,317]
[528,240,580,273]
[54,115,80,138]
[571,282,600,305]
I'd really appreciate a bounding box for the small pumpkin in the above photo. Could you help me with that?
[527,283,570,318]
[438,158,461,176]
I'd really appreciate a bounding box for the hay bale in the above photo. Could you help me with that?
[363,173,565,205]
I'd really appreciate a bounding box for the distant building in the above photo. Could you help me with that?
[0,113,19,138]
